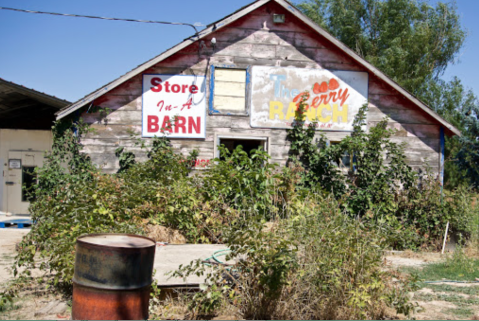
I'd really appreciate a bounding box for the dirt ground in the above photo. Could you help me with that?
[0,229,29,286]
[385,251,479,320]
[1,230,479,320]
[0,228,71,320]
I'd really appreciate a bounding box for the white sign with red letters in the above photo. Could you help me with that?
[142,74,206,138]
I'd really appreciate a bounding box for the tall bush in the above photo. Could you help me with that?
[174,195,418,320]
[287,93,474,249]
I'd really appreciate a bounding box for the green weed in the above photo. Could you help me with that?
[426,284,479,296]
[444,307,475,318]
[407,250,479,282]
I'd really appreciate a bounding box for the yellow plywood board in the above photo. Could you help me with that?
[214,96,246,111]
[215,69,247,83]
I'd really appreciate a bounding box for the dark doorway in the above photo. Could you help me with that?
[22,166,36,202]
[219,138,266,158]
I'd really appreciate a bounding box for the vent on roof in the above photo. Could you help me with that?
[273,14,285,23]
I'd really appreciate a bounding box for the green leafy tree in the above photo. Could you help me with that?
[456,104,479,187]
[421,77,479,187]
[297,0,479,188]
[297,0,466,96]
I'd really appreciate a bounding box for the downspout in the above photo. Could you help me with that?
[440,127,445,196]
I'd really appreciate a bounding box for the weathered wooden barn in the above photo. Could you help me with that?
[56,0,460,181]
[0,78,70,215]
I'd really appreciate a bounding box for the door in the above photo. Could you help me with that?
[5,151,45,215]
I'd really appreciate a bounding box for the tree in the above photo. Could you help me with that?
[297,0,479,188]
[297,0,466,97]
[421,77,479,187]
[456,103,479,187]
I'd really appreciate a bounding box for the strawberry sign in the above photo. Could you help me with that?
[250,66,368,131]
[142,74,206,138]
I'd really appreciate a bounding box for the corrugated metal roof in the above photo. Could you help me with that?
[0,78,70,129]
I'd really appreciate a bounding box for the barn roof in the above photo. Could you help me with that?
[56,0,461,137]
[0,78,70,130]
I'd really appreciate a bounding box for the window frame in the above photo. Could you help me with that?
[214,133,271,159]
[329,140,356,173]
[208,65,251,116]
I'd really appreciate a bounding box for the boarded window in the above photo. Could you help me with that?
[213,68,246,113]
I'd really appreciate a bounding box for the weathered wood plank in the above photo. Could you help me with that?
[232,56,279,67]
[81,138,135,147]
[368,75,398,95]
[83,124,141,139]
[216,43,277,59]
[107,75,143,96]
[369,94,407,109]
[320,62,364,71]
[279,59,320,68]
[228,11,313,34]
[156,54,209,70]
[402,124,440,139]
[207,116,233,128]
[368,122,440,139]
[390,137,440,153]
[94,95,141,111]
[83,110,142,125]
[143,66,206,76]
[368,106,435,125]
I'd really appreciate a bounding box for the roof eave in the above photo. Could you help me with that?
[0,78,70,109]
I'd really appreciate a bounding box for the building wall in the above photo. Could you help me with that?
[0,129,52,214]
[78,2,441,174]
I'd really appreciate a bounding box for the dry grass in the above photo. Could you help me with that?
[145,225,187,244]
[150,292,242,320]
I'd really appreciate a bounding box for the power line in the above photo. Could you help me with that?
[0,6,202,36]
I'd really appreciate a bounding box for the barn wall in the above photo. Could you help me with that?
[79,1,440,174]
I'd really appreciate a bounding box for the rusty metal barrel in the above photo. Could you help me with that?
[72,234,156,320]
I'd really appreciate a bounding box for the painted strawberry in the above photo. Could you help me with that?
[329,78,340,90]
[313,82,321,94]
[319,81,328,92]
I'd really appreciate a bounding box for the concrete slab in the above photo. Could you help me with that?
[0,215,31,221]
[153,244,230,286]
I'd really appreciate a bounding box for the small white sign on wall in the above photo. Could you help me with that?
[142,74,206,138]
[8,159,21,169]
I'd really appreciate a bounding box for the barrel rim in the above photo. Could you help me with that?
[77,233,156,249]
[72,279,153,291]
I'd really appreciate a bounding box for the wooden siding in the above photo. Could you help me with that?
[79,1,441,175]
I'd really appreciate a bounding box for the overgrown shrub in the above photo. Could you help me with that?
[174,195,419,320]
[14,122,290,288]
[14,122,204,287]
[288,93,477,249]
[13,97,478,319]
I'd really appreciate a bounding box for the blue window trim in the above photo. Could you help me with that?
[440,126,445,194]
[208,65,219,114]
[208,64,250,116]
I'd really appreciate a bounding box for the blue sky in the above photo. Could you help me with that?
[0,0,478,103]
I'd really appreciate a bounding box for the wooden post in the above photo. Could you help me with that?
[442,221,450,255]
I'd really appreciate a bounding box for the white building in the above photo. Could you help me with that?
[0,78,69,215]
